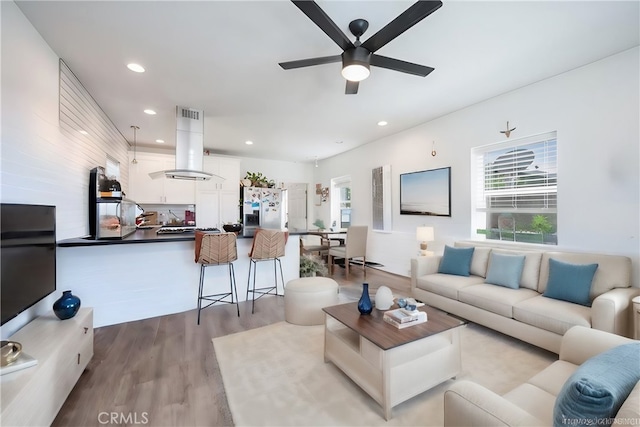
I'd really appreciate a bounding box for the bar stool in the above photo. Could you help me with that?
[195,231,239,324]
[246,229,287,314]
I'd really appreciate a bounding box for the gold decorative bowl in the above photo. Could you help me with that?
[1,341,22,366]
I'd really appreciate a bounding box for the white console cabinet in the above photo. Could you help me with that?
[1,308,93,426]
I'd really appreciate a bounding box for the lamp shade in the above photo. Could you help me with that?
[416,226,434,242]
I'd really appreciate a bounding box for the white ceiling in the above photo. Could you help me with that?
[16,1,640,164]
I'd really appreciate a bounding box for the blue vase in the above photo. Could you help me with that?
[53,290,81,320]
[357,283,373,315]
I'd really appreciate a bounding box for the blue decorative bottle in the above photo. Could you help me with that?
[357,283,373,315]
[53,290,81,320]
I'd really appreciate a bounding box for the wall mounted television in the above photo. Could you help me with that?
[1,203,56,325]
[400,167,451,216]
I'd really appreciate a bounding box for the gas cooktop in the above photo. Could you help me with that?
[156,226,220,235]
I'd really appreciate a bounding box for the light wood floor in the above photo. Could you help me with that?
[53,265,410,426]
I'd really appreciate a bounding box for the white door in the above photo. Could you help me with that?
[286,183,307,231]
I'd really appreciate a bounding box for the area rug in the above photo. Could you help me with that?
[333,259,384,268]
[212,321,555,426]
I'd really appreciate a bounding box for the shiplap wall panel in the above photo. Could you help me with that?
[59,60,130,187]
[1,4,136,338]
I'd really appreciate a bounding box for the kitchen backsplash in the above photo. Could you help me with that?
[139,204,195,226]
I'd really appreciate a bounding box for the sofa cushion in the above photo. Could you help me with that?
[616,381,640,423]
[538,252,631,298]
[485,252,525,289]
[553,342,640,427]
[504,383,556,426]
[527,360,578,397]
[416,273,485,300]
[491,249,543,291]
[438,245,474,277]
[513,295,591,335]
[454,242,491,277]
[543,259,598,306]
[459,284,539,318]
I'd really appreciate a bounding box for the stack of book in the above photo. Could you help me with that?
[383,308,428,329]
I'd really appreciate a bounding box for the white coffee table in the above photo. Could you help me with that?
[323,302,466,420]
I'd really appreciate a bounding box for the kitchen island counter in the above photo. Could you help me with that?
[57,229,301,327]
[58,228,311,247]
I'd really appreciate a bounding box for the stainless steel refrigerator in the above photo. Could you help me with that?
[242,187,287,237]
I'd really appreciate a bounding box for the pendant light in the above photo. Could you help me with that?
[131,125,139,164]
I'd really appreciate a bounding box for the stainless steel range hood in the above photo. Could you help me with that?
[149,106,224,182]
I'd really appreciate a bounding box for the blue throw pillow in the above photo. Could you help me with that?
[543,259,598,306]
[485,252,525,289]
[553,342,640,427]
[438,245,474,277]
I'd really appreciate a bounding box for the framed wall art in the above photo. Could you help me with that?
[400,166,451,217]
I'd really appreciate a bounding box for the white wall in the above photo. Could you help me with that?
[314,47,640,286]
[1,1,133,337]
[0,2,314,336]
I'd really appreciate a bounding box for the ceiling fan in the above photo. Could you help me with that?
[279,0,442,94]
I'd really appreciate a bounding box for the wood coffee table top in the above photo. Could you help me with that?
[323,302,466,351]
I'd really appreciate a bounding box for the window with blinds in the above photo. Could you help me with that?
[472,131,558,244]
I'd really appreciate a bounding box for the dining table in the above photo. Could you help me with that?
[306,229,348,247]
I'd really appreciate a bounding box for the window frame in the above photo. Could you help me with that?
[471,131,558,245]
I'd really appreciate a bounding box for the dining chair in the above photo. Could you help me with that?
[328,225,368,278]
[194,231,240,324]
[299,235,330,260]
[246,228,288,313]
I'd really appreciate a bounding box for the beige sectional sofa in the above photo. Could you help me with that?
[411,240,638,353]
[444,325,640,426]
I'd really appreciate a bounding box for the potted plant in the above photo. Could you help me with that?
[299,254,328,277]
[244,172,275,188]
[313,219,325,230]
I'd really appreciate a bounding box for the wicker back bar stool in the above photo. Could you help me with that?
[246,229,287,314]
[194,231,240,324]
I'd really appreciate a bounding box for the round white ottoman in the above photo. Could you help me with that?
[285,277,339,326]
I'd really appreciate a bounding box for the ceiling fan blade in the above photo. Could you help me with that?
[279,55,342,70]
[292,1,354,51]
[345,80,359,95]
[361,1,442,53]
[370,54,434,77]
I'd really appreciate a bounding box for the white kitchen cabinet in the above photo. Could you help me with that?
[195,156,240,228]
[197,156,240,191]
[128,152,195,204]
[195,190,239,228]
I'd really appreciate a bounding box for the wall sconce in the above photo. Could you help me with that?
[416,226,434,256]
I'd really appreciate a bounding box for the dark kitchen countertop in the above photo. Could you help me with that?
[57,227,198,247]
[57,228,310,247]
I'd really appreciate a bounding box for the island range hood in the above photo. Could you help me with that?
[149,106,223,182]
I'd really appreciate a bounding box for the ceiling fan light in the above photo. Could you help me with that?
[342,64,370,82]
[341,47,371,82]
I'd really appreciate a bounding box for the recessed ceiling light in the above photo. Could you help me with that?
[335,140,343,144]
[245,140,254,145]
[155,139,165,143]
[377,121,388,127]
[144,109,156,115]
[127,63,145,73]
[78,130,88,135]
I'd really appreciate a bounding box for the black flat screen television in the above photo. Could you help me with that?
[400,167,451,216]
[1,203,56,325]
